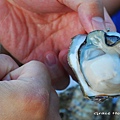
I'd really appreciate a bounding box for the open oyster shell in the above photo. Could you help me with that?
[68,30,120,102]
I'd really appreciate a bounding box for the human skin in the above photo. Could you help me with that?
[0,54,61,120]
[0,0,116,89]
[103,0,120,15]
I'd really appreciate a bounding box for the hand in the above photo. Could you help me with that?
[0,0,116,89]
[0,54,61,120]
[103,0,120,15]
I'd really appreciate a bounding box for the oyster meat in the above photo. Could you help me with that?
[68,30,120,102]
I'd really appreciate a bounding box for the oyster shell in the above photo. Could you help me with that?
[68,30,120,102]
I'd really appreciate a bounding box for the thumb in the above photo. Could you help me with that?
[78,0,105,32]
[79,6,116,32]
[58,0,112,32]
[58,0,115,33]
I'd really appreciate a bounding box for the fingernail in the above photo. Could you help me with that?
[92,17,106,30]
[92,17,104,22]
[45,53,56,66]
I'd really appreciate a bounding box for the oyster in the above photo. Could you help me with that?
[68,30,120,102]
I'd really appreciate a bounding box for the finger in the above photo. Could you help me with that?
[0,54,18,80]
[1,61,53,119]
[10,0,71,13]
[44,51,70,90]
[58,0,105,33]
[6,61,51,91]
[78,0,105,32]
[103,0,120,16]
[10,61,61,119]
[59,49,78,82]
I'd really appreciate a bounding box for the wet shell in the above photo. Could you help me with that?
[68,30,120,102]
